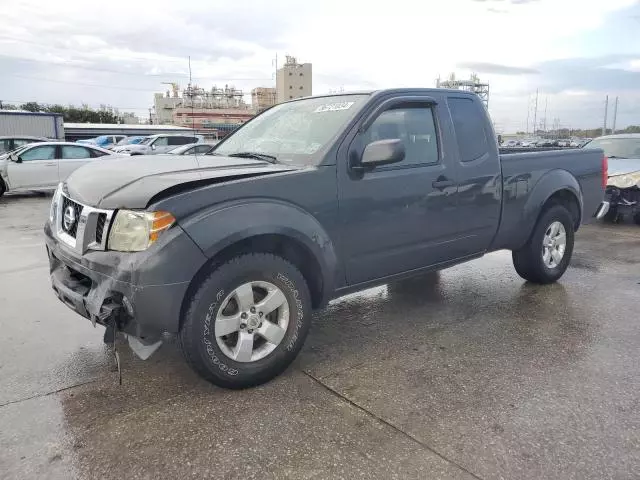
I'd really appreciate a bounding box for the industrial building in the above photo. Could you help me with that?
[153,83,254,137]
[276,56,312,103]
[437,73,490,108]
[251,87,277,112]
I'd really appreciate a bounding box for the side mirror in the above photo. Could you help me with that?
[358,139,405,170]
[151,144,156,150]
[9,153,21,163]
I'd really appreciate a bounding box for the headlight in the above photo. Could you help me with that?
[107,210,175,252]
[608,172,640,189]
[49,183,62,222]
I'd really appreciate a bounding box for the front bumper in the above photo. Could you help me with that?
[603,186,639,216]
[45,221,207,340]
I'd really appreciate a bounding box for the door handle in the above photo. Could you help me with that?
[45,163,57,167]
[432,179,456,189]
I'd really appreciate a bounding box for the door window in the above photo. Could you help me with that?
[448,97,489,162]
[168,136,195,146]
[61,145,91,159]
[19,145,56,161]
[362,106,439,166]
[152,137,169,146]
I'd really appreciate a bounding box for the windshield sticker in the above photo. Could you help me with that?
[314,102,355,113]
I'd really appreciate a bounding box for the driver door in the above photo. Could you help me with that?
[7,145,58,189]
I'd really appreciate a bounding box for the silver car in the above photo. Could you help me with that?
[167,142,219,155]
[0,142,113,197]
[111,134,204,155]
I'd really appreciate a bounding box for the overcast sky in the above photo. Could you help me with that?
[1,0,639,132]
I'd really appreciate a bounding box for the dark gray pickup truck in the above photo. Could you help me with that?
[45,89,606,388]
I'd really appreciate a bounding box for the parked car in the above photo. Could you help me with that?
[0,142,113,197]
[45,89,605,389]
[557,139,572,147]
[0,135,49,154]
[77,135,127,149]
[108,136,147,150]
[111,134,204,155]
[167,142,218,155]
[583,134,640,224]
[519,139,537,148]
[503,139,520,148]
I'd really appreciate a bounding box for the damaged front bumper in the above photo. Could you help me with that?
[602,186,640,218]
[45,221,207,358]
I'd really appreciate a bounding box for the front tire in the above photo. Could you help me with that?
[512,204,575,284]
[179,253,311,389]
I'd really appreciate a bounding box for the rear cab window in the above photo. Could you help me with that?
[448,97,490,162]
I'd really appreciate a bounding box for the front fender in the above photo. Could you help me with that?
[180,199,338,301]
[508,169,582,249]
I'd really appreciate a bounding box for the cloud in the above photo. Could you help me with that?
[0,0,639,131]
[457,62,539,75]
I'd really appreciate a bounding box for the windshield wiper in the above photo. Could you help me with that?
[227,152,279,164]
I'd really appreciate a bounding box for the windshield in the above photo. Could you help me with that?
[139,137,153,145]
[116,136,141,146]
[214,94,369,166]
[583,137,640,158]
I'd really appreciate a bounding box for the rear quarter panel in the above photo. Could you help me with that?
[491,148,604,250]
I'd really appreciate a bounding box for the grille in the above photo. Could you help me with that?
[95,213,107,243]
[60,196,83,238]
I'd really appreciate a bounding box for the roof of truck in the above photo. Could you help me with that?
[283,88,477,103]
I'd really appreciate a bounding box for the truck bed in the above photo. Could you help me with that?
[491,148,604,250]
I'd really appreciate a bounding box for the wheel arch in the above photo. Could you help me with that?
[510,170,583,250]
[177,200,338,329]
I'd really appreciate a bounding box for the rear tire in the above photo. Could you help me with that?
[512,204,575,284]
[634,213,640,226]
[179,253,311,389]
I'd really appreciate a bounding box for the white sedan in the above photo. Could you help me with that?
[0,142,114,197]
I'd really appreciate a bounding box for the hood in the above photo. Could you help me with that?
[608,158,640,177]
[64,154,298,209]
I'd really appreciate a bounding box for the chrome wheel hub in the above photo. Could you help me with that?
[542,221,567,269]
[214,281,289,363]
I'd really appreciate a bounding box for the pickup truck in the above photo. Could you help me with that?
[44,89,606,389]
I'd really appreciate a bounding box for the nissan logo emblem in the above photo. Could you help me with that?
[63,205,76,231]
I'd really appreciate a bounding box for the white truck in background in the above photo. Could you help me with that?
[0,111,65,140]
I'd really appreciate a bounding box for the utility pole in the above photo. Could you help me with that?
[543,97,548,133]
[612,96,619,133]
[533,89,539,137]
[526,95,530,135]
[603,95,609,136]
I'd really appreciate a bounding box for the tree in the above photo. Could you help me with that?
[19,102,43,112]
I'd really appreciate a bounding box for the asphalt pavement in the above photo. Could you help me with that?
[1,192,639,480]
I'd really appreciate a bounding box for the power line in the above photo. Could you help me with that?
[0,54,272,82]
[5,74,159,92]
